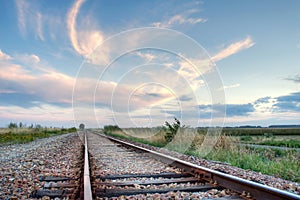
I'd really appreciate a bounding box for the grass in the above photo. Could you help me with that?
[103,127,300,182]
[202,147,299,182]
[104,131,166,148]
[0,127,77,144]
[257,140,300,148]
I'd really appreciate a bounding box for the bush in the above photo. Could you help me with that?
[103,125,121,133]
[164,118,181,143]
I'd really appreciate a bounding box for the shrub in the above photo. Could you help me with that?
[103,125,121,133]
[164,117,181,143]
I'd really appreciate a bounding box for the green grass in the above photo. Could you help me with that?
[0,127,77,144]
[240,135,253,141]
[202,147,299,182]
[257,140,300,148]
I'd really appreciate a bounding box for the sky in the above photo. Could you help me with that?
[0,0,300,128]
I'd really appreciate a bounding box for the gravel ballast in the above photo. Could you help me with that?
[0,133,84,200]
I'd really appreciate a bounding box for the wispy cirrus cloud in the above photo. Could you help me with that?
[152,14,207,28]
[152,7,206,28]
[66,0,105,57]
[66,0,85,55]
[36,12,44,41]
[15,0,28,36]
[15,0,44,40]
[212,36,255,62]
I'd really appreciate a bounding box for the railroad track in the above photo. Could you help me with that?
[31,131,300,199]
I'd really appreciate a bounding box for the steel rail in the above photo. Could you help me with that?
[84,131,92,200]
[99,133,300,200]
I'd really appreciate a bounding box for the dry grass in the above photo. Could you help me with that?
[0,128,32,134]
[113,128,166,144]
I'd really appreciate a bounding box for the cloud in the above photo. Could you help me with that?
[67,0,105,57]
[66,0,85,54]
[223,83,240,89]
[276,92,300,103]
[251,93,300,114]
[15,54,40,66]
[152,14,206,28]
[135,52,156,62]
[198,103,255,118]
[225,103,255,117]
[0,52,74,107]
[15,0,44,40]
[165,103,255,121]
[212,36,255,62]
[0,104,75,127]
[0,50,11,60]
[36,12,44,41]
[16,0,28,36]
[0,89,16,94]
[254,96,271,105]
[272,92,300,112]
[284,74,300,83]
[0,63,74,106]
[179,95,193,102]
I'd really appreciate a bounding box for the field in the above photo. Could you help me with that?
[0,127,77,144]
[102,126,300,182]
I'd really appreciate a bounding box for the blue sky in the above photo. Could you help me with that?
[0,0,300,128]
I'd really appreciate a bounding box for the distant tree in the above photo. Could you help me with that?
[79,123,85,130]
[8,122,18,129]
[35,124,42,130]
[19,122,23,128]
